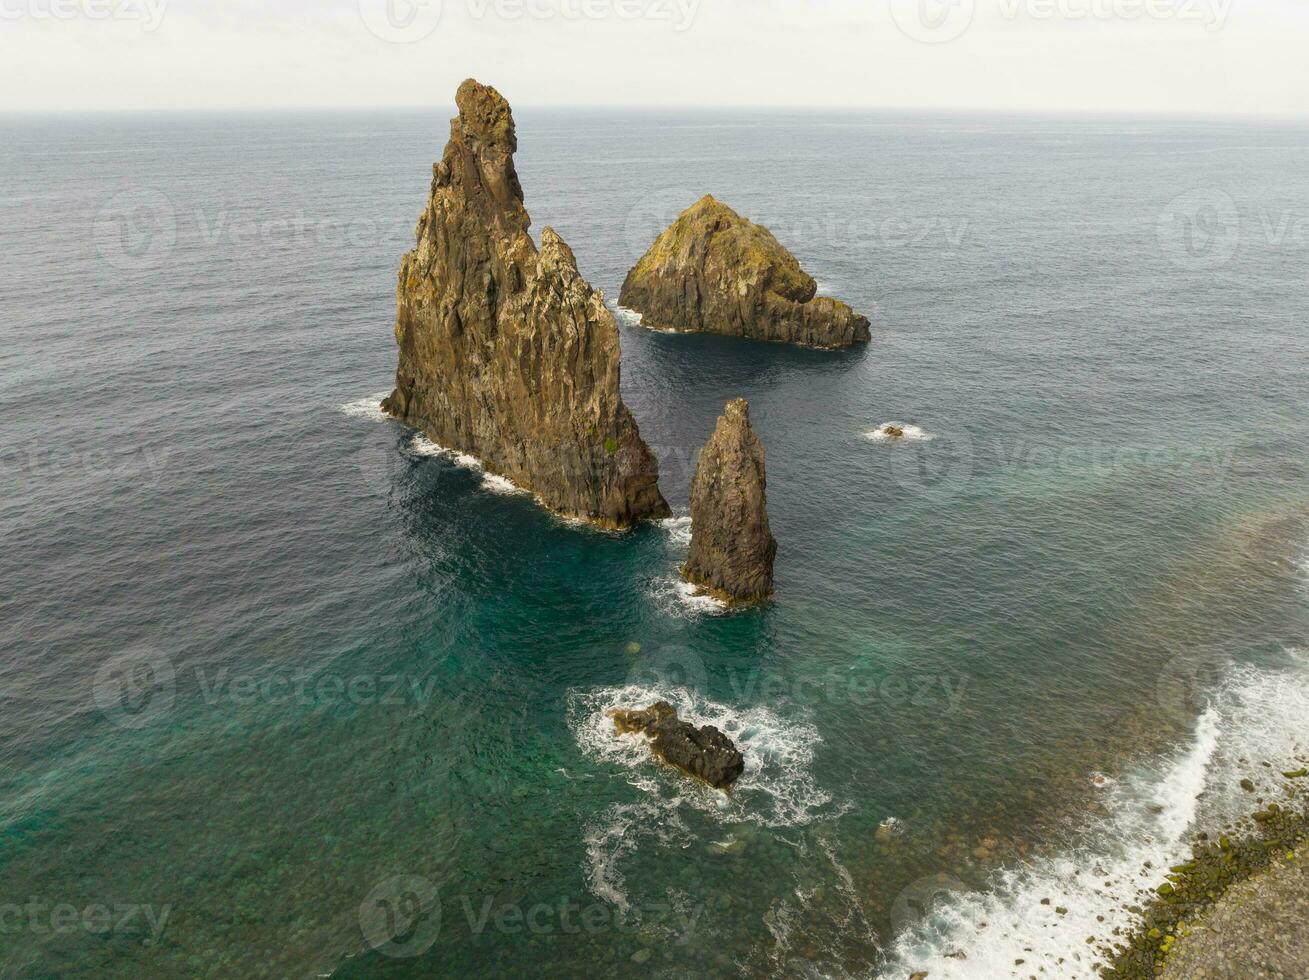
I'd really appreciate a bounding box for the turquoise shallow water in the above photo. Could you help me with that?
[1,107,1307,978]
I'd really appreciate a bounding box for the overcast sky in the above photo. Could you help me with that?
[3,0,1308,116]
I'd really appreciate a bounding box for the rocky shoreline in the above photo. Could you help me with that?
[1158,839,1309,978]
[1101,765,1309,978]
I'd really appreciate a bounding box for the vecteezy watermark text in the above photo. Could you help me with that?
[726,669,969,715]
[92,647,443,730]
[356,0,700,44]
[1,445,173,489]
[460,0,699,29]
[994,0,1232,30]
[888,0,1232,45]
[0,0,167,30]
[195,667,440,709]
[0,899,171,945]
[625,645,970,716]
[359,874,703,958]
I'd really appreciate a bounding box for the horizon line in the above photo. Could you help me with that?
[3,103,1309,123]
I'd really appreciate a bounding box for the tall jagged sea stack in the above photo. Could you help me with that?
[382,79,670,528]
[620,195,870,349]
[683,399,777,605]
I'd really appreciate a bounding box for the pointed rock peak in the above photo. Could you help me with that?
[537,226,581,275]
[383,80,670,529]
[454,78,516,149]
[686,194,737,221]
[437,78,526,225]
[723,397,750,425]
[682,397,777,606]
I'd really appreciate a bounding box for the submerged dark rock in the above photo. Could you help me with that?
[382,79,670,528]
[609,701,744,790]
[682,399,777,605]
[619,195,870,349]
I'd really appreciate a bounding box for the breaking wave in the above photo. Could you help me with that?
[877,653,1309,979]
[339,391,391,422]
[569,683,843,910]
[647,575,728,616]
[609,303,644,328]
[658,514,693,547]
[406,434,528,495]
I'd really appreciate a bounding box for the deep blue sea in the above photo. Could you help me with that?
[1,106,1307,978]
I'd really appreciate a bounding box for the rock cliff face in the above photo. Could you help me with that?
[382,79,670,528]
[619,195,870,349]
[610,701,744,790]
[682,399,777,605]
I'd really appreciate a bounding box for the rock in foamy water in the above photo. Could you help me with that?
[609,701,744,790]
[867,422,933,443]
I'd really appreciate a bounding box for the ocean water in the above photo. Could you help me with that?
[1,107,1307,978]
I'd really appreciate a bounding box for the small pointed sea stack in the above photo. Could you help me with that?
[382,79,670,528]
[619,195,870,349]
[682,399,777,605]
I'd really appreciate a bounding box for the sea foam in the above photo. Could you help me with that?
[569,683,842,909]
[876,655,1309,979]
[339,391,392,422]
[657,514,693,547]
[406,434,526,495]
[610,304,645,328]
[866,422,935,443]
[648,575,728,616]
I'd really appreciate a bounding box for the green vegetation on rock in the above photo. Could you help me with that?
[1100,770,1308,978]
[619,195,871,349]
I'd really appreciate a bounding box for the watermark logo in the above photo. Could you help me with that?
[625,641,708,695]
[890,871,969,934]
[92,646,176,730]
[357,0,443,43]
[1157,188,1240,270]
[93,187,177,271]
[623,187,700,258]
[889,0,976,44]
[355,432,409,498]
[880,429,976,504]
[1154,648,1228,730]
[360,875,443,958]
[359,877,702,949]
[93,644,444,727]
